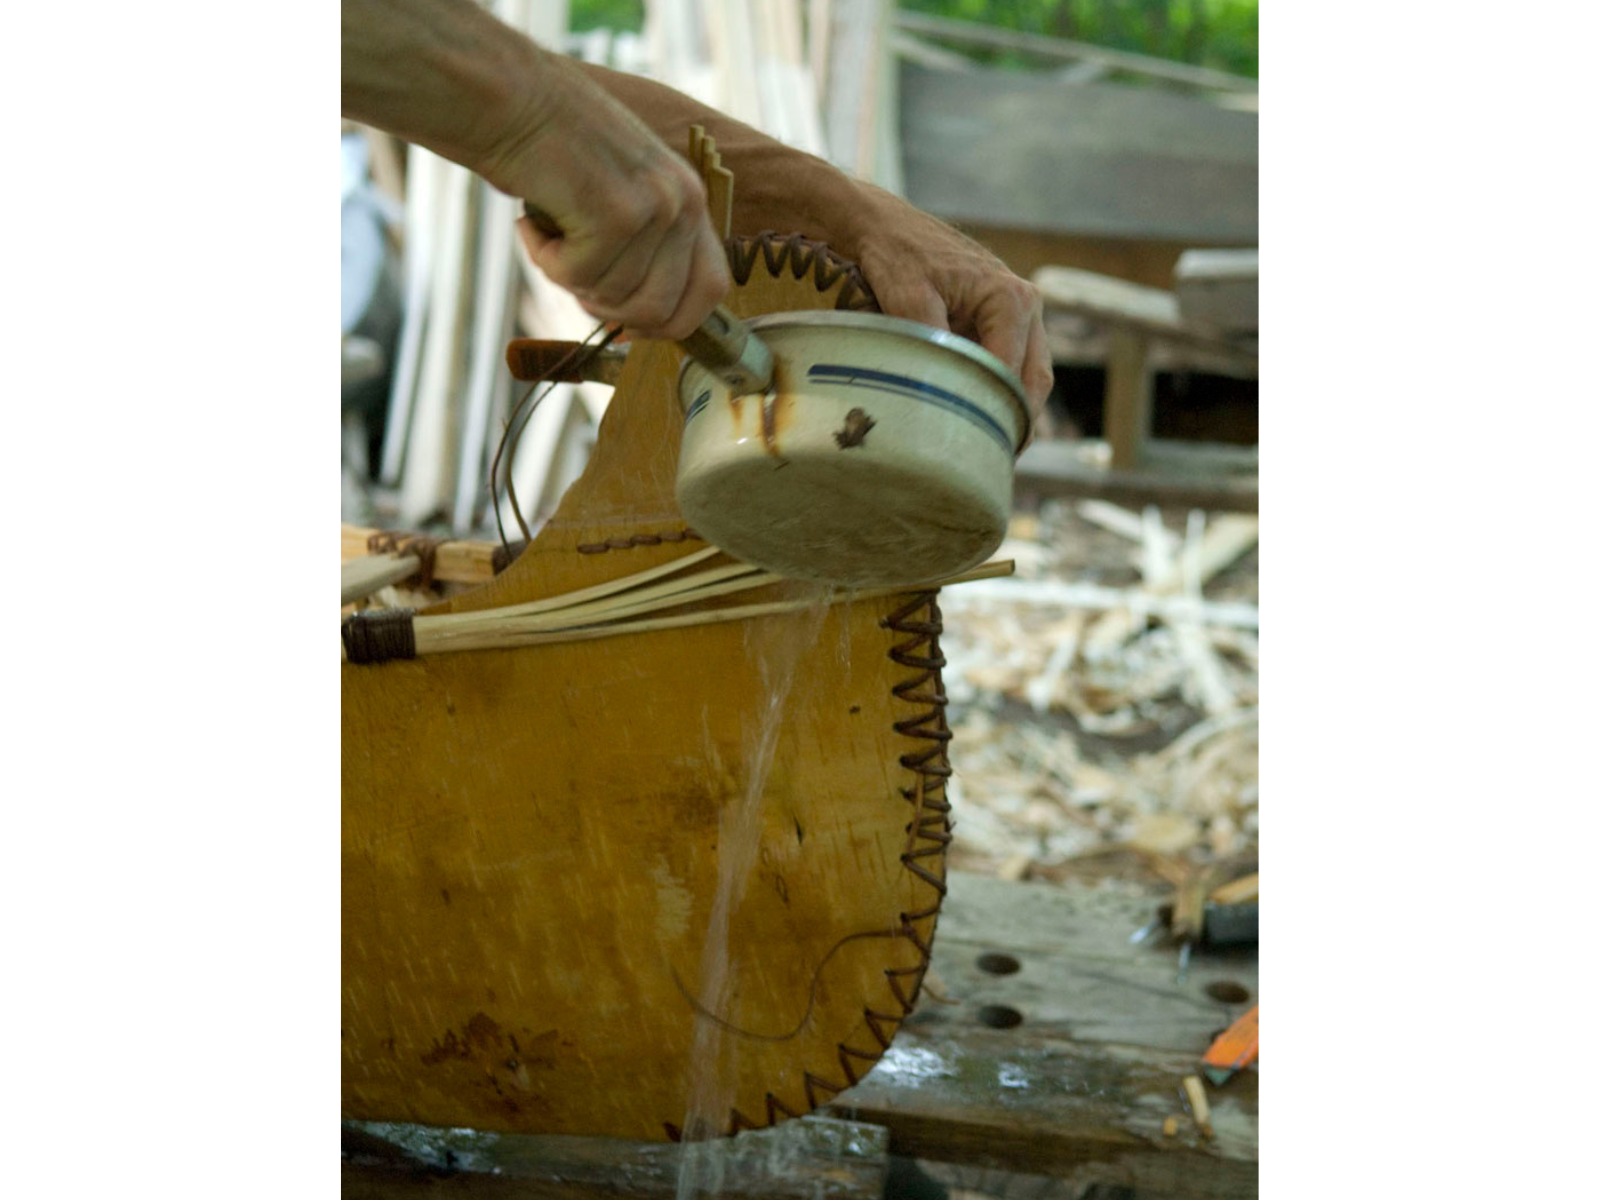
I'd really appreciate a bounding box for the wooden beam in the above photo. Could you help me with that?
[893,10,1257,93]
[1034,266,1258,366]
[340,524,505,584]
[1013,439,1258,514]
[1105,326,1152,470]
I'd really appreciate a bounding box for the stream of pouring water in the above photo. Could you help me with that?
[675,585,834,1199]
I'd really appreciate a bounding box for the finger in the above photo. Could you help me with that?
[971,281,1035,379]
[583,202,717,338]
[645,215,733,340]
[873,276,949,332]
[1017,313,1053,449]
[1020,303,1053,412]
[514,214,552,261]
[577,215,690,330]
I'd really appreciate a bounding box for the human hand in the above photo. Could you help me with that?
[843,186,1053,425]
[482,52,731,340]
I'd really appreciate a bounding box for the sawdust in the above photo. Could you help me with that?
[940,500,1259,890]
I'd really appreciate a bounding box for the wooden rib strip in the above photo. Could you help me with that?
[342,553,421,606]
[408,560,1015,657]
[425,551,747,632]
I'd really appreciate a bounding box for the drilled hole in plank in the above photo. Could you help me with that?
[976,952,1021,976]
[977,1005,1023,1029]
[1205,981,1250,1004]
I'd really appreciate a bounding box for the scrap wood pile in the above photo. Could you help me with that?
[939,499,1258,886]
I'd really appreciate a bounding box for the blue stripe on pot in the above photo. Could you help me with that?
[805,365,1014,452]
[684,389,712,425]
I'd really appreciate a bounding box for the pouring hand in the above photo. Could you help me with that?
[342,0,729,341]
[492,52,731,341]
[846,185,1053,424]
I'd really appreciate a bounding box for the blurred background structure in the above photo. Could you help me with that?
[341,0,1257,900]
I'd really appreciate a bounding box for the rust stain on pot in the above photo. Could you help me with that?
[759,360,796,457]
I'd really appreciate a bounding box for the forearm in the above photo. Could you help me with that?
[574,62,881,258]
[341,0,549,184]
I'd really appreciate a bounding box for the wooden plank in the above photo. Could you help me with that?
[398,159,475,524]
[1175,249,1259,334]
[1105,327,1153,470]
[819,871,1257,1197]
[342,1115,890,1199]
[893,10,1257,94]
[1045,313,1259,379]
[451,175,520,535]
[900,62,1256,245]
[340,524,502,583]
[1034,266,1257,364]
[1013,439,1258,514]
[928,871,1256,1053]
[380,145,439,485]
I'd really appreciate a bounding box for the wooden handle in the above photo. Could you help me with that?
[504,339,625,385]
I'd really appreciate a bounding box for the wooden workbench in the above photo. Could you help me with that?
[343,871,1258,1198]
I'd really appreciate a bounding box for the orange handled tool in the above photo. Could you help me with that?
[1201,1003,1258,1085]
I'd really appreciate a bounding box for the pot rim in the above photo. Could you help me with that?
[676,310,1033,454]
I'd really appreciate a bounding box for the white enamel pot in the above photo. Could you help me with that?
[675,311,1032,587]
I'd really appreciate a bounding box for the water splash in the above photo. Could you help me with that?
[675,585,833,1198]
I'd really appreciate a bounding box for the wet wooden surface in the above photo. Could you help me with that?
[342,1115,890,1199]
[818,870,1258,1198]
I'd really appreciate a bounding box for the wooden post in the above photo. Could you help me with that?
[1105,326,1152,470]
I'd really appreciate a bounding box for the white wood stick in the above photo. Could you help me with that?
[343,553,421,606]
[409,560,1015,657]
[430,558,761,633]
[379,145,438,484]
[937,579,1259,630]
[431,544,721,625]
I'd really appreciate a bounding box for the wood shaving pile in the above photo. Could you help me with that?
[939,500,1258,885]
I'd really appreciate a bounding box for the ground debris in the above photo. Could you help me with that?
[944,500,1259,885]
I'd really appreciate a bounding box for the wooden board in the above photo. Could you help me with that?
[899,62,1257,245]
[1013,439,1259,514]
[342,236,948,1144]
[825,871,1258,1197]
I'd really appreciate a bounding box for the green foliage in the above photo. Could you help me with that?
[567,1,1256,78]
[893,0,1256,79]
[570,0,645,34]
